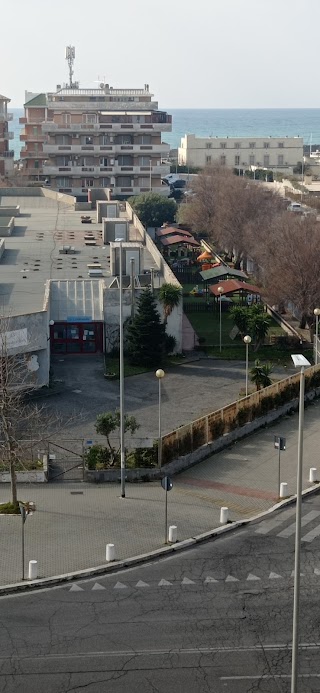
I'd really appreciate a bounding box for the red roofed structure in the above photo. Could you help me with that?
[160,234,200,247]
[156,226,193,238]
[209,280,261,297]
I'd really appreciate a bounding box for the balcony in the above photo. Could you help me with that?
[19,117,27,124]
[42,143,170,155]
[0,113,13,122]
[20,149,45,158]
[20,133,47,142]
[42,119,172,134]
[42,164,169,176]
[8,132,14,140]
[47,100,159,112]
[0,150,14,158]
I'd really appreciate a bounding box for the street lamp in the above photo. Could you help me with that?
[290,353,311,693]
[156,369,165,467]
[313,308,320,365]
[217,286,224,353]
[47,320,54,341]
[244,335,252,397]
[116,239,126,498]
[149,159,152,192]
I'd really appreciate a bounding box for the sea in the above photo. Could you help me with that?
[11,107,320,159]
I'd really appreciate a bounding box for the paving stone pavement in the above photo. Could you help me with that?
[1,397,320,586]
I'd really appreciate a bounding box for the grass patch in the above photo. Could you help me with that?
[0,502,20,515]
[186,309,285,345]
[105,358,149,378]
[204,345,314,366]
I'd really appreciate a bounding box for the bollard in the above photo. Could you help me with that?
[28,560,38,580]
[220,507,229,524]
[106,543,115,562]
[309,467,318,483]
[280,482,288,498]
[168,525,177,543]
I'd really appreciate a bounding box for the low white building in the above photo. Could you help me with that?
[178,134,303,173]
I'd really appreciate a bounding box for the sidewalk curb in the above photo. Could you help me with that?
[1,482,319,596]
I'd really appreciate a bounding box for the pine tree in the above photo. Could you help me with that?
[126,289,165,367]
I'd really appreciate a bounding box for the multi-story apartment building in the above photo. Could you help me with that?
[178,134,303,172]
[0,94,14,180]
[20,84,172,197]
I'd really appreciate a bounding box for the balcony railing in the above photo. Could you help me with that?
[0,150,14,158]
[0,113,13,122]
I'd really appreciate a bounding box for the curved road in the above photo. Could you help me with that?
[1,494,320,692]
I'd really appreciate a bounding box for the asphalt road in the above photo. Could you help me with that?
[1,494,320,693]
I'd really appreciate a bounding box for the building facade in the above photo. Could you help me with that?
[178,134,303,172]
[20,84,172,197]
[0,94,14,180]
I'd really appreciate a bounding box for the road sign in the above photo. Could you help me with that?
[161,476,173,492]
[274,436,286,451]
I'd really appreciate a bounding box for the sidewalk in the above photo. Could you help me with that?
[1,398,320,586]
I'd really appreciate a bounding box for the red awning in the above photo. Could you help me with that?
[210,279,261,296]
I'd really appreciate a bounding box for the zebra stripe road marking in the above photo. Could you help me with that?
[277,511,320,538]
[255,508,296,534]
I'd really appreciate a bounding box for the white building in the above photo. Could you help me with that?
[178,134,303,173]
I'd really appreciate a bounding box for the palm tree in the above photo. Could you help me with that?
[158,283,182,325]
[250,360,273,391]
[248,310,271,351]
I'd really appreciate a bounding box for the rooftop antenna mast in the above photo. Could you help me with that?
[65,45,76,88]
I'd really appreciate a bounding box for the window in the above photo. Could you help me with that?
[206,143,212,149]
[235,155,240,166]
[117,176,132,187]
[99,177,111,187]
[100,157,109,167]
[220,155,226,165]
[278,155,284,166]
[263,155,270,166]
[118,155,133,166]
[278,142,284,148]
[263,142,270,149]
[206,155,212,164]
[220,142,227,149]
[83,179,94,187]
[249,142,256,149]
[56,177,69,187]
[85,136,93,145]
[235,142,241,149]
[249,155,255,165]
[139,156,151,166]
[84,114,97,124]
[56,135,70,145]
[141,135,151,144]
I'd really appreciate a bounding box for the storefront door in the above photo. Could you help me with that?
[51,322,104,354]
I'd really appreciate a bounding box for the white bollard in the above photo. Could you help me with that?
[168,525,178,543]
[220,507,229,524]
[280,482,288,498]
[309,467,318,483]
[28,560,38,580]
[106,543,115,562]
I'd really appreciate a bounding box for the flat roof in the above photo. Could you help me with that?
[0,194,161,317]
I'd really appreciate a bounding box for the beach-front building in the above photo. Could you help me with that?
[0,94,14,181]
[178,134,303,173]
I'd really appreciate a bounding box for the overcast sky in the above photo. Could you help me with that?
[2,0,319,108]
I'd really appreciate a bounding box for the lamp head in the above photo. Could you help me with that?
[217,286,224,294]
[244,335,252,344]
[156,369,165,379]
[49,320,54,326]
[314,308,320,316]
[291,354,311,368]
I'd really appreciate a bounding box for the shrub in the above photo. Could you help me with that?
[192,423,206,449]
[178,431,192,456]
[0,501,20,514]
[85,445,113,470]
[164,334,177,355]
[236,407,251,427]
[126,445,157,468]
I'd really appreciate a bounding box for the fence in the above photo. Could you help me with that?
[161,364,320,465]
[184,301,216,313]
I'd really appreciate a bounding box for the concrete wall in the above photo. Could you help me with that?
[0,311,50,387]
[97,201,119,222]
[0,206,20,217]
[0,239,5,260]
[0,187,42,196]
[41,188,76,207]
[0,470,46,483]
[0,216,14,236]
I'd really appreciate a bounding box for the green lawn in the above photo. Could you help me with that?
[105,354,186,379]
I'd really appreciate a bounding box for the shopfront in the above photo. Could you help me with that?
[50,319,104,354]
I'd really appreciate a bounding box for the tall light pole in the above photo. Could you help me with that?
[314,307,320,365]
[217,286,224,353]
[156,369,165,467]
[290,353,311,693]
[149,159,152,192]
[117,239,126,498]
[244,335,252,397]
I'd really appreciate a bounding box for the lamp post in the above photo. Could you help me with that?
[314,308,320,365]
[156,369,165,467]
[217,286,224,353]
[149,159,152,192]
[47,319,54,341]
[117,239,126,498]
[290,353,311,693]
[244,335,252,397]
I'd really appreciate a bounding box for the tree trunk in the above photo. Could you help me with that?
[299,314,307,329]
[10,460,17,506]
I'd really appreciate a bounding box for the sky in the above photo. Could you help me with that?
[2,0,320,108]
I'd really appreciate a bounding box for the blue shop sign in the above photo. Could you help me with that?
[67,316,92,323]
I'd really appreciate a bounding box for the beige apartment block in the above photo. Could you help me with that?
[178,134,303,172]
[20,84,172,197]
[0,94,14,180]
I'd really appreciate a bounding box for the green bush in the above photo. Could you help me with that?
[236,408,251,427]
[178,431,192,456]
[85,445,113,470]
[126,445,157,468]
[0,501,20,514]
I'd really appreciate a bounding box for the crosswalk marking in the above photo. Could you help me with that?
[158,579,172,586]
[255,508,296,535]
[204,577,219,583]
[114,582,127,589]
[182,577,195,585]
[269,572,282,579]
[277,511,320,538]
[246,574,260,581]
[291,570,304,577]
[302,524,320,543]
[225,575,239,582]
[136,580,149,587]
[92,583,105,591]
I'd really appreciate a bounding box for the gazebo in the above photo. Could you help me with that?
[209,279,262,305]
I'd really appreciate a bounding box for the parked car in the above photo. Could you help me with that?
[287,202,302,212]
